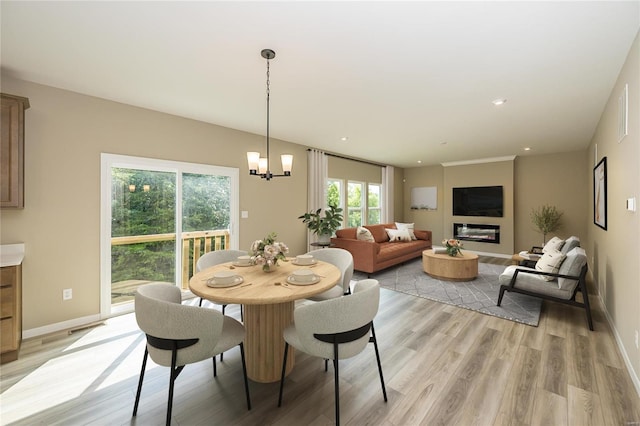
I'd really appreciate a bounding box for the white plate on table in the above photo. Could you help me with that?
[286,275,320,286]
[291,259,317,266]
[232,261,253,267]
[206,276,244,288]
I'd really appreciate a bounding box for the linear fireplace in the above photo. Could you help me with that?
[453,223,500,244]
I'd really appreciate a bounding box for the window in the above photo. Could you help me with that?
[368,183,382,224]
[327,179,342,211]
[101,154,238,316]
[347,181,364,228]
[327,178,382,227]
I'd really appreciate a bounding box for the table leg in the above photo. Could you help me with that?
[243,302,295,383]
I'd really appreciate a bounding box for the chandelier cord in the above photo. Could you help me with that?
[266,56,270,171]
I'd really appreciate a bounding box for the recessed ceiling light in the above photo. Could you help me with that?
[492,99,507,106]
[340,136,348,141]
[417,160,422,164]
[524,147,531,151]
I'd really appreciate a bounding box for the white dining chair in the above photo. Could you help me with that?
[277,279,387,426]
[133,283,251,426]
[304,248,354,301]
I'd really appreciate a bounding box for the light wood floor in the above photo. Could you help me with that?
[1,259,639,425]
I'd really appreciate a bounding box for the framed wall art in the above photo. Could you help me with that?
[593,157,607,230]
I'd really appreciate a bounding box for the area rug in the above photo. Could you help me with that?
[353,258,543,326]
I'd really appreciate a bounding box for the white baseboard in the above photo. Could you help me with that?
[599,294,640,398]
[22,314,102,340]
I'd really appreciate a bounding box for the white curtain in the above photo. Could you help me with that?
[382,165,394,223]
[307,149,328,246]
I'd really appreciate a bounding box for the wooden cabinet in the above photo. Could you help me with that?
[1,93,30,209]
[0,265,22,363]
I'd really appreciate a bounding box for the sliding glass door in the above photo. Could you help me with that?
[101,154,238,316]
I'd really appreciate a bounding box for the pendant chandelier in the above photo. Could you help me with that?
[246,49,293,180]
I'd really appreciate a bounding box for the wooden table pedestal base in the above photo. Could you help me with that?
[243,302,295,383]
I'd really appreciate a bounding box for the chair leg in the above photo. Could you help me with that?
[277,343,290,407]
[325,358,328,372]
[579,280,594,331]
[220,305,227,362]
[371,325,388,402]
[497,286,507,306]
[240,305,244,322]
[132,347,149,417]
[198,297,204,307]
[212,355,217,377]
[166,348,179,426]
[239,343,251,410]
[332,344,340,426]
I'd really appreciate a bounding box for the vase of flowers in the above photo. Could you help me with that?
[250,232,289,272]
[442,238,463,257]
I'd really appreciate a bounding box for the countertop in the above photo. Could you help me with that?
[1,243,25,267]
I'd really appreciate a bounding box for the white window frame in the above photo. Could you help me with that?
[367,183,382,225]
[100,153,239,317]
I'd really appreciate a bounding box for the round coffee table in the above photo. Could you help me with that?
[422,250,479,281]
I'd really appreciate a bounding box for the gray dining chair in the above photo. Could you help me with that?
[133,283,251,426]
[304,248,354,301]
[278,279,387,426]
[196,249,247,313]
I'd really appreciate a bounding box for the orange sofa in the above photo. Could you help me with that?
[331,223,432,274]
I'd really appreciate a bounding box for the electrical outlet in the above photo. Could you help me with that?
[635,330,639,349]
[63,288,73,301]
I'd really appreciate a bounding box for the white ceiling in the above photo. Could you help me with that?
[2,1,639,168]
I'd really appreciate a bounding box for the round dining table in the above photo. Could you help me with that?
[189,259,340,383]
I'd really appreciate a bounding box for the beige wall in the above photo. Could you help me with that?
[444,160,515,255]
[0,77,309,330]
[403,165,445,242]
[403,160,516,254]
[514,151,588,249]
[587,32,639,384]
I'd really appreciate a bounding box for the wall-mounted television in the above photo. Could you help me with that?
[452,186,503,217]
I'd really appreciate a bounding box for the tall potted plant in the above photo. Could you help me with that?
[298,204,344,243]
[530,204,563,244]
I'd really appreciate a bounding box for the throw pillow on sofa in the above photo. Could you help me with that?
[535,249,566,281]
[386,228,412,242]
[395,222,417,240]
[356,226,375,242]
[542,236,564,253]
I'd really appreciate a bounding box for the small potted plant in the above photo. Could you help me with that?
[298,204,344,244]
[530,204,563,244]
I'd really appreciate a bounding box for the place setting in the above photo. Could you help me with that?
[206,270,245,288]
[286,268,321,286]
[291,254,317,266]
[231,255,254,268]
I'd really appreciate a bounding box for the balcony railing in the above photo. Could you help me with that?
[111,229,230,291]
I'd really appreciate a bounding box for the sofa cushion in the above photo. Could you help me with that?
[543,236,564,253]
[365,224,390,243]
[499,265,573,300]
[560,236,580,255]
[335,228,357,240]
[356,226,375,242]
[557,247,587,291]
[535,249,566,280]
[386,228,412,242]
[395,222,417,240]
[377,241,426,262]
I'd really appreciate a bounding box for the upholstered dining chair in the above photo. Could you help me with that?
[304,248,354,301]
[278,279,387,426]
[133,283,251,426]
[196,249,247,312]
